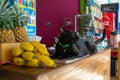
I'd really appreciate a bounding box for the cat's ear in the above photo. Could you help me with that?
[60,27,68,33]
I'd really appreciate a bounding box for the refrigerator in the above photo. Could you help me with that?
[102,12,116,40]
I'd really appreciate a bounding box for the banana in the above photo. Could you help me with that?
[34,51,41,57]
[12,48,24,57]
[35,54,57,68]
[20,42,34,51]
[30,41,49,56]
[22,51,36,60]
[13,57,25,66]
[25,58,40,67]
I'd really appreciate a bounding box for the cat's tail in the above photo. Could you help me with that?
[95,29,106,45]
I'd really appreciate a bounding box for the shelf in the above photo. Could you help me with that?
[27,23,36,26]
[19,4,36,10]
[76,14,91,19]
[75,14,94,36]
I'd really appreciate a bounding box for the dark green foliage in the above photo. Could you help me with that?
[0,0,14,30]
[0,0,28,30]
[12,4,28,27]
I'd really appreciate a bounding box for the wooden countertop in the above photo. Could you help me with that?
[0,49,111,80]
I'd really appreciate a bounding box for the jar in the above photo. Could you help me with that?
[111,31,118,48]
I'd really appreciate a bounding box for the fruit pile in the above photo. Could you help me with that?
[12,41,57,68]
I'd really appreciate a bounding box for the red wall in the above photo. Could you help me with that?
[36,0,80,47]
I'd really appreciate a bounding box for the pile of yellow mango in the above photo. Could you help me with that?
[12,41,57,68]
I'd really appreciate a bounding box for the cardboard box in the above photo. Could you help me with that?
[0,43,20,64]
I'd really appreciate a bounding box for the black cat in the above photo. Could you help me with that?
[51,28,106,59]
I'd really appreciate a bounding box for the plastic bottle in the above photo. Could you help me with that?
[111,31,118,48]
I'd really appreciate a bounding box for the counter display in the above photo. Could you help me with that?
[0,49,111,80]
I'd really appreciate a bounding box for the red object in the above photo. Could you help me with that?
[102,12,116,39]
[18,0,22,4]
[111,48,118,58]
[32,0,34,8]
[111,52,118,58]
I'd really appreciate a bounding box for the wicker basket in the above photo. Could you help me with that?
[0,43,20,64]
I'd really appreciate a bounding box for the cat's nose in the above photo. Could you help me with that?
[76,37,79,40]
